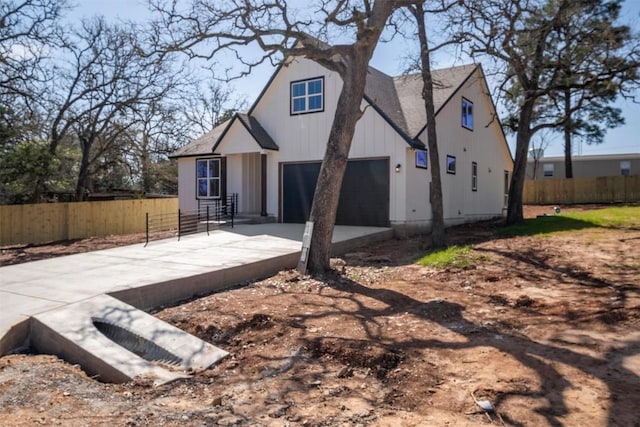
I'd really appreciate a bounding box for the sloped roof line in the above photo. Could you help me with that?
[211,113,279,154]
[411,64,480,139]
[173,57,489,157]
[169,120,229,158]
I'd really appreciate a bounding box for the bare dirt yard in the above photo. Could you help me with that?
[1,205,639,426]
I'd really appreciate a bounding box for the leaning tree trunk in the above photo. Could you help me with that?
[506,100,535,225]
[306,47,373,273]
[414,3,446,249]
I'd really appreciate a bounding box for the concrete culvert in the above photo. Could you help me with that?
[92,318,182,368]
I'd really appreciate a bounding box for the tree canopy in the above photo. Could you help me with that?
[0,1,243,204]
[458,0,639,223]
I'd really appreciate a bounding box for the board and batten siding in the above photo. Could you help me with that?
[415,67,512,225]
[183,59,512,229]
[242,57,412,223]
[177,158,197,212]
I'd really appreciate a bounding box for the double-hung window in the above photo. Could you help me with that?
[196,158,221,198]
[291,77,324,114]
[543,163,554,177]
[462,98,473,130]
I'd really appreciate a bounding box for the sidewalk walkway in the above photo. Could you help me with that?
[0,224,392,355]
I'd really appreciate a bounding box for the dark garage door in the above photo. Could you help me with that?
[282,159,389,226]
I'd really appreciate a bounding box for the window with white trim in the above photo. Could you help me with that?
[462,98,473,130]
[621,160,631,176]
[196,158,221,198]
[291,77,324,114]
[543,163,554,177]
[471,162,478,191]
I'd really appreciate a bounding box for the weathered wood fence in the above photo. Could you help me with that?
[0,198,178,246]
[524,175,640,205]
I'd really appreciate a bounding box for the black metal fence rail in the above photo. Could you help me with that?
[145,194,237,245]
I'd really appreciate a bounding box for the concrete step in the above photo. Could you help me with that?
[31,294,228,385]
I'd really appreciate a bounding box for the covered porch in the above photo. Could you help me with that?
[212,113,279,219]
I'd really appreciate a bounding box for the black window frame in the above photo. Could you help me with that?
[415,149,428,169]
[290,76,325,115]
[461,97,473,131]
[446,155,456,174]
[195,157,221,199]
[471,161,478,191]
[504,170,510,208]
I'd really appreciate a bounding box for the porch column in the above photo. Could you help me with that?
[261,153,267,216]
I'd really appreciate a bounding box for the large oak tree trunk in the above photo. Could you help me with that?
[506,100,535,225]
[307,47,373,273]
[414,3,446,249]
[306,6,393,273]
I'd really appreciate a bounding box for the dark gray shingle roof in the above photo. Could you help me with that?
[169,120,228,158]
[171,114,279,157]
[364,66,408,135]
[393,64,478,138]
[235,113,279,151]
[173,62,478,157]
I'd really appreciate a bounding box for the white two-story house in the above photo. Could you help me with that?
[171,56,513,236]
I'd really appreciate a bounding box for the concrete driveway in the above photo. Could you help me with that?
[0,224,392,355]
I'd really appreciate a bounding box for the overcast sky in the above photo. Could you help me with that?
[71,0,640,157]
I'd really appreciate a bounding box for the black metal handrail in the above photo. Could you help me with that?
[145,194,237,246]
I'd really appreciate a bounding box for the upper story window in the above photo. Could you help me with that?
[621,160,631,176]
[196,158,220,199]
[415,149,428,169]
[462,98,473,130]
[291,77,324,115]
[447,155,456,174]
[543,163,554,177]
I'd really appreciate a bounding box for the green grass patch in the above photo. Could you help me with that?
[417,245,483,269]
[563,206,640,228]
[502,206,640,237]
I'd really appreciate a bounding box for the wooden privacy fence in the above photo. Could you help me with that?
[524,175,640,205]
[0,198,178,247]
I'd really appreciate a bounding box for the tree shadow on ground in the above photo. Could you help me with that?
[474,244,640,317]
[310,271,640,427]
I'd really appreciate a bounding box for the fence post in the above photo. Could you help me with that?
[206,205,210,235]
[145,212,149,247]
[178,209,181,241]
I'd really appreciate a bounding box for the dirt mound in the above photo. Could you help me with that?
[308,337,403,379]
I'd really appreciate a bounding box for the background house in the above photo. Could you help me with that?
[526,153,640,180]
[171,57,513,235]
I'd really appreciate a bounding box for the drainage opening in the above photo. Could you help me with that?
[92,318,182,368]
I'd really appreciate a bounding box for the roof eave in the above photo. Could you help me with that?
[413,64,480,139]
[238,115,279,151]
[362,94,423,149]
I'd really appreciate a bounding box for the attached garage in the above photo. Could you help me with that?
[281,158,389,227]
